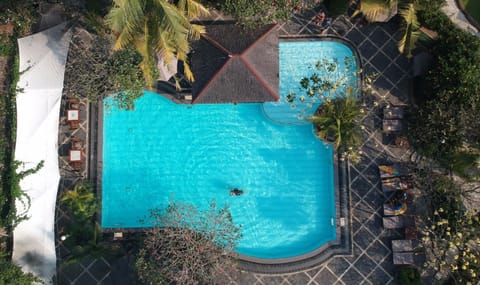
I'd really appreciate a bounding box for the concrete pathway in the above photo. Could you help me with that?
[441,0,479,36]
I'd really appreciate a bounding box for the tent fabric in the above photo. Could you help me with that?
[13,23,71,284]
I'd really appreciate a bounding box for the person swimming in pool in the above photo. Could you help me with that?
[230,188,244,196]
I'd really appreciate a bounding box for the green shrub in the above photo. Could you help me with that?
[397,267,423,285]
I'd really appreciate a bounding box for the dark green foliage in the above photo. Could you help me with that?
[1,161,43,230]
[222,0,321,27]
[64,36,146,110]
[397,267,423,285]
[0,257,42,285]
[408,10,480,161]
[136,200,241,285]
[324,0,350,16]
[0,0,37,36]
[60,182,98,223]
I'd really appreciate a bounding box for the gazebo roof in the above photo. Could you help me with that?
[190,22,279,104]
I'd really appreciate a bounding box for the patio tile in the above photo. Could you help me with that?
[306,266,323,278]
[72,272,96,285]
[350,176,373,197]
[394,55,411,73]
[357,24,377,38]
[366,240,391,263]
[373,75,394,94]
[354,227,376,251]
[286,272,312,285]
[344,28,365,45]
[353,254,377,276]
[312,268,338,285]
[88,258,110,281]
[383,64,405,86]
[357,39,378,61]
[364,214,385,237]
[341,267,365,284]
[326,257,351,276]
[369,51,391,73]
[380,41,400,61]
[367,266,393,285]
[369,26,391,45]
[259,275,286,285]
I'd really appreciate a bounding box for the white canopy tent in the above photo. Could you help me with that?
[13,23,71,284]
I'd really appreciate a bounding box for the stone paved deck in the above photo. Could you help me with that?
[55,8,414,285]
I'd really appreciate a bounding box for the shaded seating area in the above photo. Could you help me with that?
[382,105,410,147]
[66,98,80,129]
[69,137,83,171]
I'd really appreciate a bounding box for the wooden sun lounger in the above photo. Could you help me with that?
[383,215,415,229]
[393,251,426,265]
[392,239,421,252]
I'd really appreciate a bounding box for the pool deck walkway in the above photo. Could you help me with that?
[55,8,414,285]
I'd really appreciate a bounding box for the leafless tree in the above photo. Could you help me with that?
[136,200,241,285]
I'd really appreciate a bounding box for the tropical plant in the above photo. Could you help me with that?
[353,0,396,22]
[105,0,209,86]
[136,200,241,285]
[309,95,362,150]
[1,161,43,230]
[63,34,146,110]
[416,171,480,284]
[222,0,320,27]
[60,181,98,223]
[398,2,420,58]
[0,257,42,285]
[353,0,424,58]
[397,267,422,285]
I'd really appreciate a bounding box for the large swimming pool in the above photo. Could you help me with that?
[102,40,357,259]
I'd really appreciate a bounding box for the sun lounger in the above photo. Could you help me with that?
[383,106,404,120]
[383,215,415,229]
[381,177,411,192]
[393,251,426,265]
[384,202,408,216]
[392,239,421,252]
[378,164,410,179]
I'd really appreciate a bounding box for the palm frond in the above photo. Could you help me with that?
[398,3,420,58]
[176,0,210,19]
[357,0,394,22]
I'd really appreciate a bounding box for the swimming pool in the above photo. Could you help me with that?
[101,39,357,260]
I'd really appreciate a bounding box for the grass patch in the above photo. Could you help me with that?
[459,0,480,24]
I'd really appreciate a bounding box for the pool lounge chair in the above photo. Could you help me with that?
[379,164,409,179]
[392,239,421,252]
[393,251,426,265]
[384,202,408,216]
[381,177,411,193]
[383,215,415,229]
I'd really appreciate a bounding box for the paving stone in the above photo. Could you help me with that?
[381,40,400,61]
[369,26,391,46]
[367,266,393,285]
[344,28,365,45]
[353,227,376,251]
[326,257,351,277]
[306,266,322,278]
[313,268,338,285]
[341,267,365,284]
[72,272,96,285]
[286,272,312,285]
[261,275,286,285]
[353,254,377,277]
[363,188,383,211]
[364,215,385,237]
[351,176,374,197]
[357,39,378,61]
[88,258,110,281]
[369,51,391,73]
[383,64,405,86]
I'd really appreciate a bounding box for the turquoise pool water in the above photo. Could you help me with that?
[102,40,357,259]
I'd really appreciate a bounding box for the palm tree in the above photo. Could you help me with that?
[105,0,209,86]
[308,93,362,151]
[398,2,420,58]
[353,0,397,22]
[353,0,421,58]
